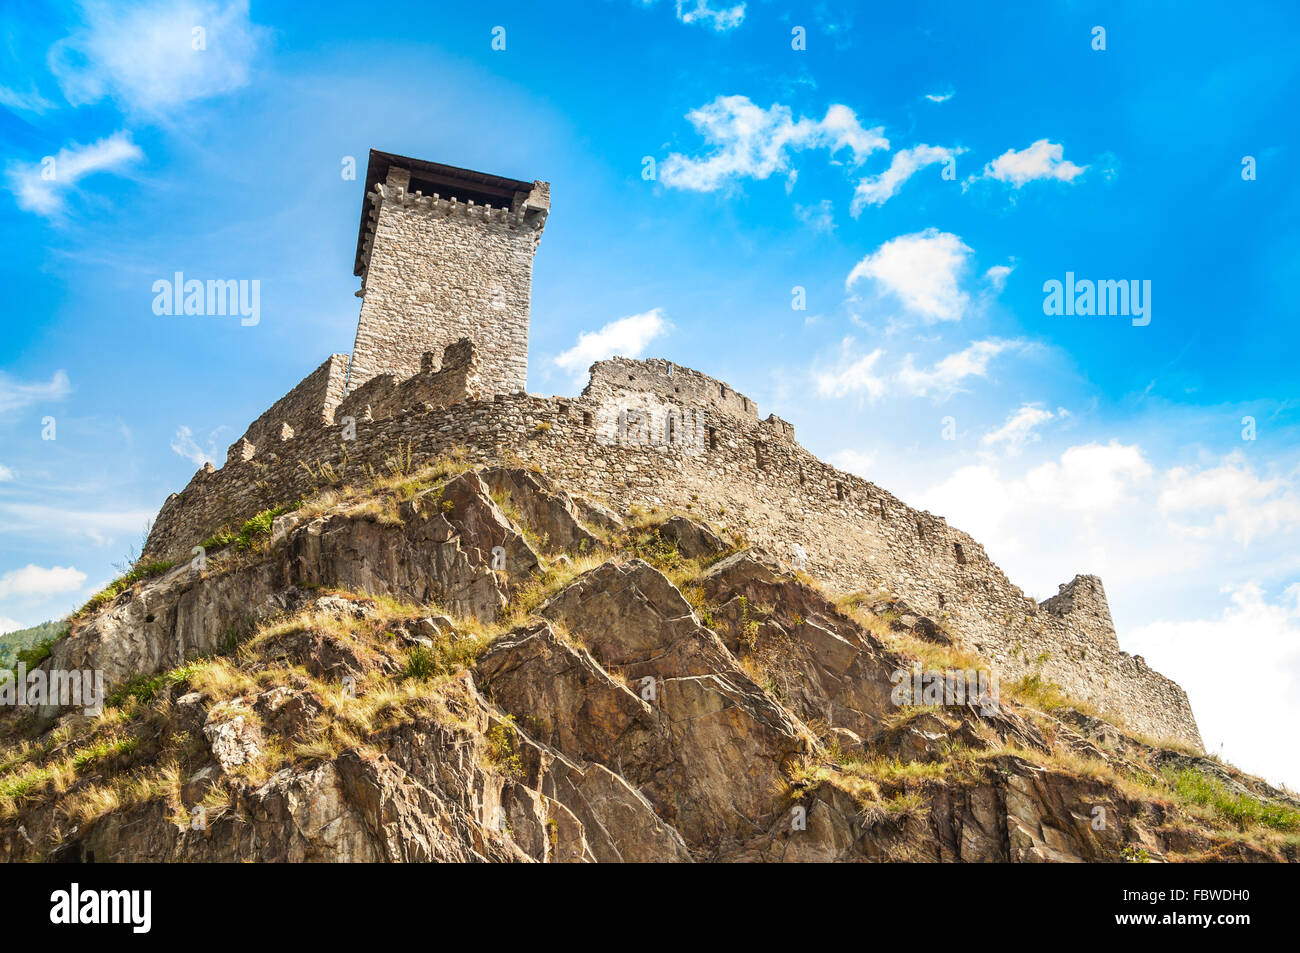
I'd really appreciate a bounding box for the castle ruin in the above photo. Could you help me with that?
[142,150,1203,750]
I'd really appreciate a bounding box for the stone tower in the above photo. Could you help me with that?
[348,150,549,393]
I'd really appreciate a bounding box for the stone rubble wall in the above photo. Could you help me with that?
[1040,574,1122,655]
[347,181,543,394]
[585,357,763,424]
[230,354,350,461]
[334,339,484,426]
[142,357,1202,750]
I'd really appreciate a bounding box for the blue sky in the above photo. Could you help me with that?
[2,0,1298,785]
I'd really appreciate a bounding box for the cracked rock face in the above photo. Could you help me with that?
[5,471,1292,864]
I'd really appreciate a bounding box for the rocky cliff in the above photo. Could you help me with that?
[1,458,1295,862]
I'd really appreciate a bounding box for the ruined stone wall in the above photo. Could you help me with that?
[231,353,349,460]
[585,358,762,423]
[347,179,545,394]
[1041,575,1121,655]
[142,358,1201,749]
[335,339,483,425]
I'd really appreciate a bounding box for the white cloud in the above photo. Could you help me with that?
[47,0,264,114]
[976,139,1088,188]
[0,84,56,113]
[830,449,875,477]
[851,145,958,212]
[0,616,24,635]
[673,0,745,31]
[814,341,887,401]
[794,199,834,232]
[907,439,1300,789]
[814,337,1029,404]
[896,338,1028,400]
[914,443,1300,603]
[0,464,13,481]
[0,501,154,547]
[1021,442,1153,511]
[984,262,1014,292]
[661,95,887,192]
[555,309,670,379]
[0,369,71,413]
[846,229,972,323]
[915,441,1156,596]
[924,90,953,104]
[1130,583,1300,789]
[6,132,142,216]
[982,403,1059,455]
[0,564,88,599]
[1158,453,1300,545]
[170,424,228,467]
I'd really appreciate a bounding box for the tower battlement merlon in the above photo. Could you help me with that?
[347,150,549,396]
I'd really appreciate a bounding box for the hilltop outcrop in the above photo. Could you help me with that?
[2,461,1294,863]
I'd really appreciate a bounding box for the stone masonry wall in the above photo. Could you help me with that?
[230,353,349,461]
[1041,575,1121,655]
[586,357,763,423]
[141,357,1202,750]
[335,339,483,424]
[347,177,546,394]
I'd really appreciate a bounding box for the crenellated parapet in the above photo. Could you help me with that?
[347,151,547,394]
[355,180,548,276]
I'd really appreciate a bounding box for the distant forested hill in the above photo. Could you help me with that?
[0,620,69,668]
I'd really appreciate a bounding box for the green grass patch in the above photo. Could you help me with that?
[200,502,297,553]
[78,561,177,616]
[0,766,54,803]
[108,660,207,709]
[1163,766,1300,833]
[72,736,140,769]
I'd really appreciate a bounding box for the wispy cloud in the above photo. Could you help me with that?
[813,330,1031,406]
[897,338,1029,401]
[47,0,264,115]
[555,309,670,380]
[661,95,887,192]
[794,199,835,233]
[972,139,1088,188]
[5,132,143,216]
[984,262,1015,292]
[814,340,887,400]
[170,425,226,467]
[0,369,71,414]
[672,0,745,31]
[0,464,14,482]
[846,228,973,323]
[851,144,961,212]
[0,84,57,114]
[982,403,1061,454]
[924,90,953,104]
[830,449,875,477]
[0,501,154,547]
[1158,452,1300,545]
